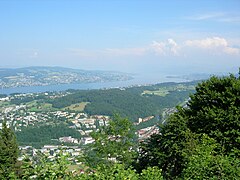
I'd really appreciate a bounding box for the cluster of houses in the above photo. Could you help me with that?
[19,145,82,164]
[1,92,165,164]
[138,125,159,141]
[135,115,155,124]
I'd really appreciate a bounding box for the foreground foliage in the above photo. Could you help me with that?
[182,134,240,179]
[17,154,163,179]
[137,73,240,179]
[0,121,18,179]
[79,164,163,180]
[84,114,137,168]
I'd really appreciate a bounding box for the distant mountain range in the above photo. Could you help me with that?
[0,66,133,89]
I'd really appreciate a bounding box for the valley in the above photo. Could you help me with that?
[0,80,197,163]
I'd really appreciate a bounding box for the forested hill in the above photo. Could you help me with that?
[6,80,198,148]
[48,81,197,121]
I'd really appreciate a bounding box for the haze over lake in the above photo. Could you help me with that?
[0,73,186,94]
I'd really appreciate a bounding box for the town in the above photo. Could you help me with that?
[0,91,165,164]
[0,66,132,89]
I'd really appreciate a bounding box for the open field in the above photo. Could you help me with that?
[63,102,89,111]
[26,101,54,112]
[142,89,169,96]
[142,84,195,97]
[0,101,10,107]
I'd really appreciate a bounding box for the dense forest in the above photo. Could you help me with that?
[16,123,81,148]
[49,81,196,121]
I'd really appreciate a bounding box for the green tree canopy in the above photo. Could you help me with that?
[182,134,240,179]
[137,73,240,179]
[84,114,137,168]
[0,121,19,178]
[186,75,240,155]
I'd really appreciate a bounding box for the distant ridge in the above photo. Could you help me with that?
[0,66,133,89]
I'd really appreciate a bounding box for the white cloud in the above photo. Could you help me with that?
[218,17,240,23]
[168,39,178,55]
[151,39,179,55]
[223,47,240,55]
[187,12,225,21]
[151,41,166,55]
[69,38,179,58]
[186,12,240,23]
[185,37,227,48]
[185,37,240,55]
[68,37,240,59]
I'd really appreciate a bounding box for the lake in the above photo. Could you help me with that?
[0,74,187,94]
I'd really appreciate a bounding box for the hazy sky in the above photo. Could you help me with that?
[0,0,240,75]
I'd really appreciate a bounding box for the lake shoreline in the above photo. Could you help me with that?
[0,75,188,95]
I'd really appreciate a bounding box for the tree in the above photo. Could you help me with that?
[20,155,164,179]
[137,108,198,179]
[182,134,240,179]
[84,114,137,168]
[137,73,240,179]
[185,75,240,155]
[82,164,163,180]
[20,153,71,179]
[0,121,19,178]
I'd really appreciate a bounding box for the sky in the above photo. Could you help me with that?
[0,0,240,75]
